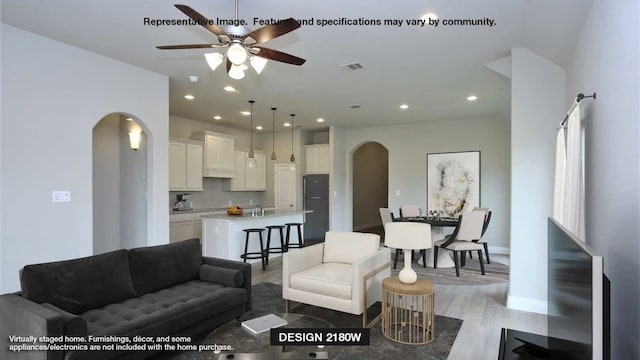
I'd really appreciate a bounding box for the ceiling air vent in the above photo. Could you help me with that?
[340,62,364,71]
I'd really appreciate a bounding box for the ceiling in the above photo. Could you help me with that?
[1,0,592,132]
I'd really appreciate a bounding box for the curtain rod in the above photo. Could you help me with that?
[558,92,596,129]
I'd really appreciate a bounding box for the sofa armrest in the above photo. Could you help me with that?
[202,257,252,311]
[351,248,391,313]
[1,293,64,360]
[282,244,324,299]
[39,303,87,337]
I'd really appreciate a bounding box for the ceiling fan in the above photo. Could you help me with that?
[157,2,305,79]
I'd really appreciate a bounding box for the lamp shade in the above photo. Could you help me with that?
[227,43,247,65]
[384,222,431,249]
[128,131,141,150]
[250,55,268,74]
[204,52,224,71]
[228,64,247,79]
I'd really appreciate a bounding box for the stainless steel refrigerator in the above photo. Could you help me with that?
[303,174,329,242]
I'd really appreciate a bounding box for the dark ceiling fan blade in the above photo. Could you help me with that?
[226,58,232,73]
[156,44,225,50]
[252,46,305,65]
[175,4,229,38]
[245,18,300,44]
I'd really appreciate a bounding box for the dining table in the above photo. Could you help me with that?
[397,216,459,268]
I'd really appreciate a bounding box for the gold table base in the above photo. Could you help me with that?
[381,277,435,345]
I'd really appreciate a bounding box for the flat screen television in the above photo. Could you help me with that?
[548,217,610,360]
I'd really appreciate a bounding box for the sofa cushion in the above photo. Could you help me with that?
[290,263,352,300]
[199,264,244,288]
[129,238,202,296]
[80,280,247,336]
[322,231,380,264]
[20,250,136,314]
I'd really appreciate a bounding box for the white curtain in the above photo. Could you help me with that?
[553,103,586,240]
[553,127,566,223]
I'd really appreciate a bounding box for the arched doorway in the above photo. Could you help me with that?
[352,142,389,233]
[92,113,148,254]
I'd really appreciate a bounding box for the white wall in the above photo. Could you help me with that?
[119,117,147,249]
[567,0,640,358]
[337,116,510,251]
[0,25,169,292]
[508,47,566,314]
[330,126,347,231]
[92,114,121,254]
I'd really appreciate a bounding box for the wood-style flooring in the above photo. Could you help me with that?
[252,241,546,360]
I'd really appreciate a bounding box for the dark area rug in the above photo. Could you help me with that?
[392,255,510,286]
[151,282,463,360]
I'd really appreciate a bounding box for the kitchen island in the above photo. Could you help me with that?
[200,210,311,263]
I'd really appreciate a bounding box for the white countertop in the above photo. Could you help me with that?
[200,209,311,220]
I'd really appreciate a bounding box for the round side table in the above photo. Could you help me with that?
[381,277,435,345]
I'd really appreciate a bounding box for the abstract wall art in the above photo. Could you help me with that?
[427,151,480,218]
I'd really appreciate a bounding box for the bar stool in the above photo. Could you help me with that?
[265,225,286,265]
[285,223,304,251]
[241,228,266,270]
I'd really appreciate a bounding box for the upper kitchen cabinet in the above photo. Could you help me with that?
[229,149,266,191]
[305,144,330,174]
[169,138,203,191]
[194,131,236,178]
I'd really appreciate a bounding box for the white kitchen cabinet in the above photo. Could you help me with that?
[194,131,236,178]
[169,139,203,191]
[229,149,266,191]
[305,144,330,174]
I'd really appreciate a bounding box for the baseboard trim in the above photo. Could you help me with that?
[489,246,510,255]
[506,294,548,315]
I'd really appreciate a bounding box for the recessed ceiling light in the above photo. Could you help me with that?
[213,115,222,120]
[316,118,325,123]
[241,111,251,116]
[283,122,291,127]
[400,104,409,109]
[184,94,195,100]
[224,86,236,92]
[256,126,263,130]
[467,95,478,102]
[421,12,438,22]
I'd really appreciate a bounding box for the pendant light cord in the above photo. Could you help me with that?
[249,100,255,151]
[271,107,277,159]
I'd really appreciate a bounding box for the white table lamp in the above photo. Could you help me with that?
[384,222,432,284]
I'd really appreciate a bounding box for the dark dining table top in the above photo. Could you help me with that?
[397,216,459,227]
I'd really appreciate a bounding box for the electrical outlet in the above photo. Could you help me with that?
[52,191,71,203]
[396,190,401,196]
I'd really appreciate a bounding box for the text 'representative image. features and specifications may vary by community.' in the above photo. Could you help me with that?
[142,16,497,28]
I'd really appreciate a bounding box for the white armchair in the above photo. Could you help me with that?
[282,231,391,327]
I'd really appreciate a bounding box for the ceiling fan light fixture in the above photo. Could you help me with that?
[227,43,248,65]
[250,56,268,74]
[204,52,224,71]
[228,64,248,79]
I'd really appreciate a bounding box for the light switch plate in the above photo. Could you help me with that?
[52,191,71,203]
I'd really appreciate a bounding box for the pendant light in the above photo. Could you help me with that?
[289,114,296,171]
[247,100,257,169]
[270,107,277,160]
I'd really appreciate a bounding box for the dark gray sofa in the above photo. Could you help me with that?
[0,238,251,360]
